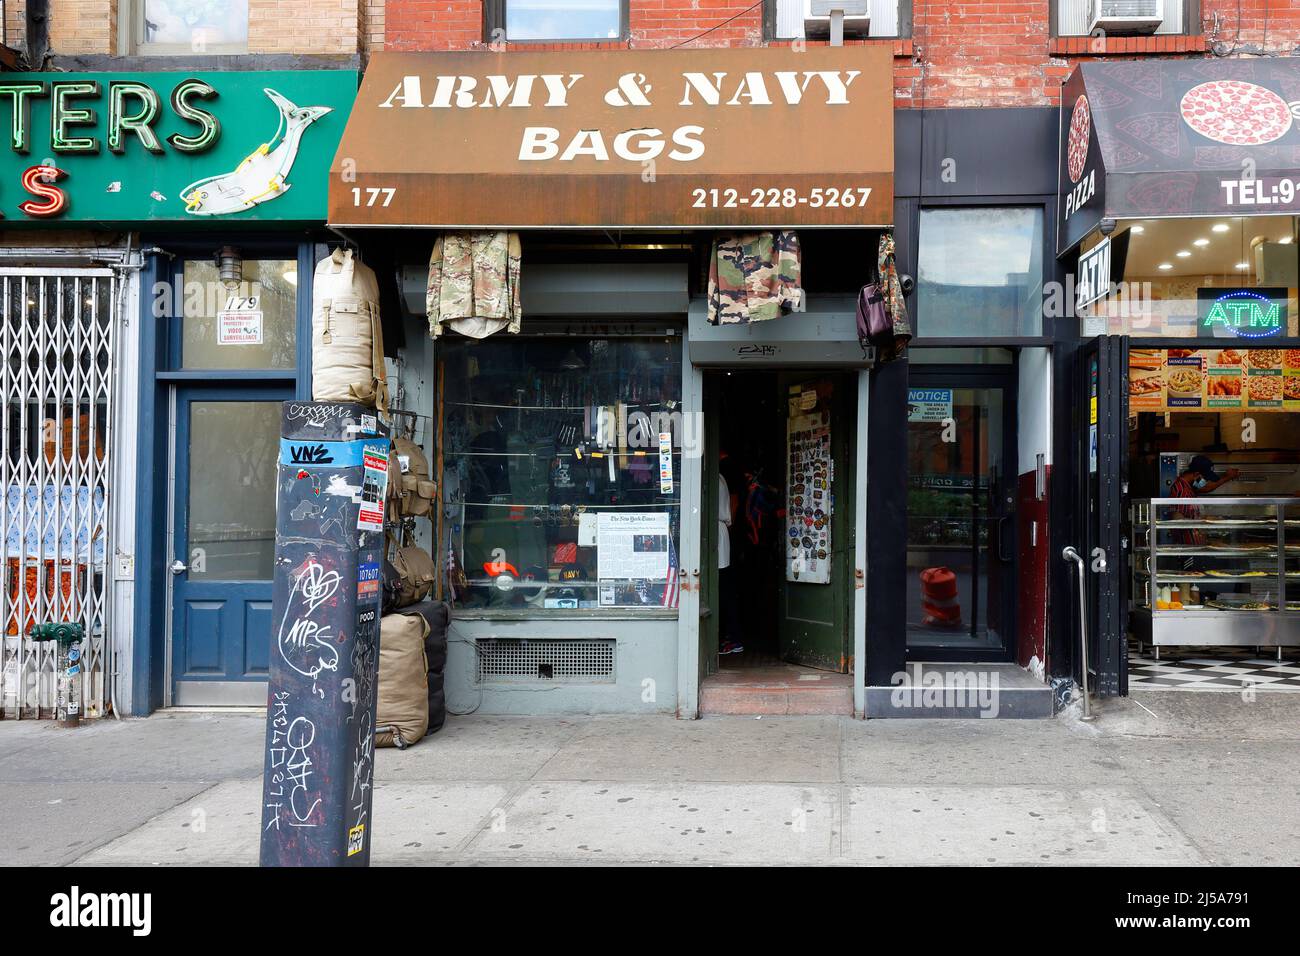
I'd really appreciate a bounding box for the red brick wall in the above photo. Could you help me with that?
[1202,0,1300,54]
[387,1,484,50]
[385,0,1300,108]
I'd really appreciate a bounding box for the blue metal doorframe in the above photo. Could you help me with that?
[168,384,292,704]
[132,239,320,716]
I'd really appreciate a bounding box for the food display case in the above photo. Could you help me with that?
[1131,497,1300,653]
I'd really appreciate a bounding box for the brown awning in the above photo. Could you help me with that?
[329,48,893,229]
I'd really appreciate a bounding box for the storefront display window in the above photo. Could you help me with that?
[180,259,298,370]
[916,206,1045,338]
[440,332,683,612]
[1081,216,1299,338]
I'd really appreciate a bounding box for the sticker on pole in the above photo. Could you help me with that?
[357,442,389,532]
[357,561,380,600]
[347,824,366,857]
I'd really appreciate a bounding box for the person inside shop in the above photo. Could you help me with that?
[1169,455,1241,501]
[1167,456,1242,578]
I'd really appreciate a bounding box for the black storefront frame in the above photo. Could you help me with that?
[870,106,1070,690]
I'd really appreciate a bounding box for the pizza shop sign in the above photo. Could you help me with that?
[0,71,354,223]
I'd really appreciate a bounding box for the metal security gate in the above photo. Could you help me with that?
[0,269,119,718]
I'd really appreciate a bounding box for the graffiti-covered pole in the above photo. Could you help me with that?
[259,401,388,866]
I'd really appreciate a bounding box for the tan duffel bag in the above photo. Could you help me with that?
[376,611,430,749]
[311,248,389,413]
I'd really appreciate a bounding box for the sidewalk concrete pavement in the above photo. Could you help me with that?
[1,691,1297,866]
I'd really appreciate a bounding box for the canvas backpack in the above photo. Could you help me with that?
[312,248,389,412]
[388,436,436,518]
[386,532,435,608]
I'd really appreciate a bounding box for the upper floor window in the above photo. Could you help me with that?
[129,0,249,55]
[484,0,627,42]
[767,0,909,40]
[1055,0,1196,37]
[916,206,1046,338]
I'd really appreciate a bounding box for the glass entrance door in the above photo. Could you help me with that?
[906,370,1018,659]
[169,387,288,705]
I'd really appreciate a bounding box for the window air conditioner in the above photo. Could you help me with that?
[1088,0,1163,36]
[803,0,871,40]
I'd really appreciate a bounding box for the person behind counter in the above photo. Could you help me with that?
[1170,455,1241,500]
[1168,455,1241,553]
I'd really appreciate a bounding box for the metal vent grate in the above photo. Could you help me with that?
[477,638,615,683]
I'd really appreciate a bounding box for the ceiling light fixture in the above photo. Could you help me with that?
[1158,262,1173,270]
[1212,223,1230,233]
[1193,238,1209,247]
[1129,225,1145,234]
[1236,262,1251,270]
[1176,250,1191,258]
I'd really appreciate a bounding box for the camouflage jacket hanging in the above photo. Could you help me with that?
[707,231,803,325]
[427,231,522,339]
[877,231,911,361]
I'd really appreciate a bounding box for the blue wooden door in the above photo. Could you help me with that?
[170,386,290,705]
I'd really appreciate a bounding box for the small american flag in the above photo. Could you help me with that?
[662,534,680,608]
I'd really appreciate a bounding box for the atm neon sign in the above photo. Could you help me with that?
[1199,290,1285,338]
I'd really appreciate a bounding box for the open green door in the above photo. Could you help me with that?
[778,374,854,672]
[699,378,721,681]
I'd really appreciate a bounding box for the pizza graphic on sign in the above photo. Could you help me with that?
[1067,95,1091,183]
[1179,80,1296,146]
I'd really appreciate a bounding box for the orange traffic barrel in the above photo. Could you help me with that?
[920,566,962,627]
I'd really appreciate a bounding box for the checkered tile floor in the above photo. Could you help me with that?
[1129,645,1300,691]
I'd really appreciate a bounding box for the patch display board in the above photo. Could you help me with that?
[1129,347,1300,412]
[786,407,831,584]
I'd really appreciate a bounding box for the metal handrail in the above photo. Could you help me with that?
[1062,546,1095,721]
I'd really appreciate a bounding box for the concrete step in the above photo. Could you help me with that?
[700,664,853,716]
[865,663,1053,719]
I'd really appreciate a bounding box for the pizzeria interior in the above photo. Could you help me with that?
[1091,215,1300,680]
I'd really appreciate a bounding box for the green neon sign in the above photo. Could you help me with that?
[0,70,355,224]
[1197,288,1287,339]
